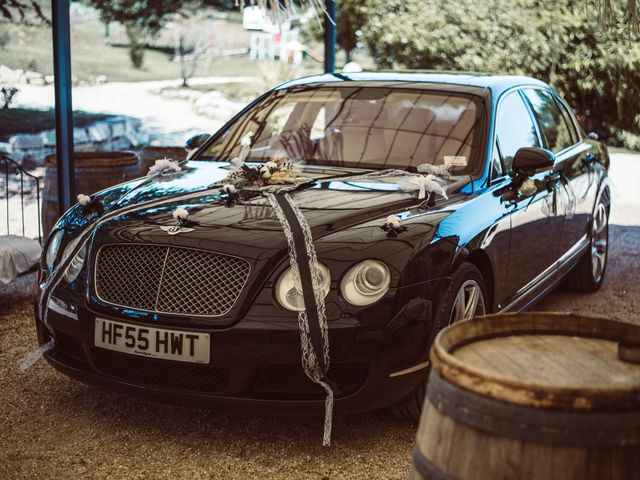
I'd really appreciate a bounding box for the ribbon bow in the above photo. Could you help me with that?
[406,174,448,200]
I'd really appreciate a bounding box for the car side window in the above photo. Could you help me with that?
[495,91,540,173]
[554,94,580,143]
[523,89,574,153]
[491,140,504,179]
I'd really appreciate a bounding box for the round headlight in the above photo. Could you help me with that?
[61,237,88,283]
[45,230,63,268]
[275,263,331,312]
[340,260,390,306]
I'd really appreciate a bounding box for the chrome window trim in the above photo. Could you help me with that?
[489,84,544,184]
[521,86,582,157]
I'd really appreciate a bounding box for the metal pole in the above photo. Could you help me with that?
[52,0,75,216]
[323,0,336,73]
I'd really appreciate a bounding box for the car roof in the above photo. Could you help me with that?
[276,71,549,99]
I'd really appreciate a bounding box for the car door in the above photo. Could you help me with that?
[554,93,598,257]
[494,89,564,308]
[521,88,591,261]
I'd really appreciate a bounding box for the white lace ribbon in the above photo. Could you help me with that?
[266,192,334,447]
[18,339,54,373]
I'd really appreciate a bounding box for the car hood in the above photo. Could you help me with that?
[91,160,452,251]
[79,160,458,326]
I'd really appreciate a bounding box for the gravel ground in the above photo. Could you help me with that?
[0,286,415,480]
[1,152,638,479]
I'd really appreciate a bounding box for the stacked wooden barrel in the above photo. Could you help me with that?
[42,151,139,235]
[411,312,640,480]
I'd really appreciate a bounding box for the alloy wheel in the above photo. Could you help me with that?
[591,202,608,283]
[448,279,486,324]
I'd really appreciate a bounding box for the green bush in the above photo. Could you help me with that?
[363,0,640,149]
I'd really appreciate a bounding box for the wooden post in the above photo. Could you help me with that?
[323,0,336,73]
[52,0,75,216]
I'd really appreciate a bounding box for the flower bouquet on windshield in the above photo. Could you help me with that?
[228,151,301,189]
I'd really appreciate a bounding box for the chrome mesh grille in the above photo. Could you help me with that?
[95,244,251,316]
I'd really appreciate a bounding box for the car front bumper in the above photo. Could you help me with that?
[35,296,432,415]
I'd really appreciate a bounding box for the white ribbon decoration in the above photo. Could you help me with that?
[172,208,189,221]
[148,157,182,177]
[77,194,91,207]
[231,131,255,166]
[386,214,402,229]
[401,174,449,200]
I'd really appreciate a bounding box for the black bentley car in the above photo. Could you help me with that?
[35,72,610,420]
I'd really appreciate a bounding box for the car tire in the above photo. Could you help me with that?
[389,262,488,421]
[562,198,609,293]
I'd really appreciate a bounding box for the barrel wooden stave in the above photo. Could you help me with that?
[412,313,640,480]
[413,397,640,480]
[42,151,139,235]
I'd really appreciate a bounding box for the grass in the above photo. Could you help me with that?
[0,11,326,83]
[159,59,327,102]
[0,108,113,140]
[177,82,264,103]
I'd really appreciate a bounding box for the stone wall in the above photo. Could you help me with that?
[0,116,148,169]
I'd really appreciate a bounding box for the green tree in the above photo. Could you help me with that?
[87,0,184,69]
[0,0,47,23]
[364,0,640,148]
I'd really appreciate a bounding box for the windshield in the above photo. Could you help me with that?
[200,86,486,173]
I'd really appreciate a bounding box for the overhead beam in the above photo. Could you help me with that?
[323,0,336,73]
[52,0,75,216]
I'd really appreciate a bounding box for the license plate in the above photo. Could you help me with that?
[94,318,210,364]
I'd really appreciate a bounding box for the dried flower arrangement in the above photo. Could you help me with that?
[226,150,302,190]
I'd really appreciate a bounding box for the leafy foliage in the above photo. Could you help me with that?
[0,0,48,24]
[87,0,185,68]
[1,86,18,109]
[363,0,640,148]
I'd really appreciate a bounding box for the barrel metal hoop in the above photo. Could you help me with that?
[412,446,458,480]
[427,370,640,447]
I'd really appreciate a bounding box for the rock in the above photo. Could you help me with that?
[24,71,46,86]
[86,122,111,143]
[9,134,45,166]
[0,65,23,83]
[107,117,128,138]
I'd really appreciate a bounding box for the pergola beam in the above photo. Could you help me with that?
[52,0,75,216]
[323,0,336,73]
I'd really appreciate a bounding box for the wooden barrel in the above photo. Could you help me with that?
[411,312,640,480]
[137,146,186,176]
[42,151,139,235]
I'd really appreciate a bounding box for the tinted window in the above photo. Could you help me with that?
[524,89,574,153]
[554,95,579,143]
[202,87,486,174]
[491,141,503,178]
[495,91,539,172]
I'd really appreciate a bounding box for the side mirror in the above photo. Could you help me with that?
[513,147,555,175]
[184,133,210,158]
